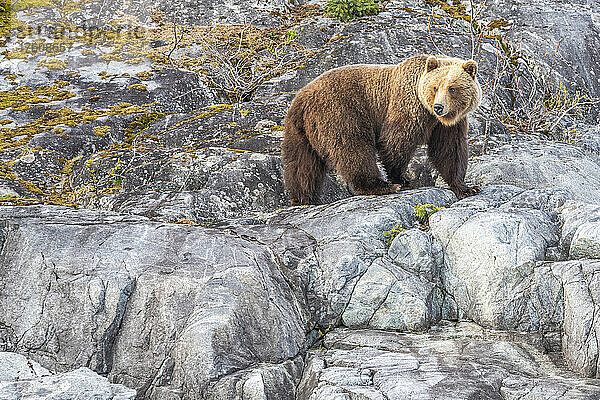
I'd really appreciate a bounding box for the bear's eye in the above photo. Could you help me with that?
[448,87,456,93]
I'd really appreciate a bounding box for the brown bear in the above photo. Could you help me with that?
[281,54,482,205]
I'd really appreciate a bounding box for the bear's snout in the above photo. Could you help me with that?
[433,103,445,116]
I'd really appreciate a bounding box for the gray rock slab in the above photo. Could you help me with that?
[559,201,600,260]
[466,142,600,203]
[429,205,559,330]
[77,147,349,223]
[0,352,136,400]
[552,260,600,378]
[208,356,303,400]
[300,324,600,400]
[265,188,456,327]
[341,257,441,332]
[0,352,50,382]
[388,228,442,282]
[0,205,306,399]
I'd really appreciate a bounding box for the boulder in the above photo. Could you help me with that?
[429,199,560,330]
[559,201,600,260]
[0,352,136,400]
[552,260,600,378]
[341,257,442,332]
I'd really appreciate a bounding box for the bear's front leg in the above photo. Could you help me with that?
[427,119,480,200]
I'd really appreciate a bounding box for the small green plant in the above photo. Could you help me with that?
[414,204,443,226]
[382,223,405,246]
[318,325,333,337]
[325,0,380,21]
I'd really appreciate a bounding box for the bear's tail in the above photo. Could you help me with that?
[281,103,326,206]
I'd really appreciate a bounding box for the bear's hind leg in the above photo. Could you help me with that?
[282,133,326,205]
[333,144,396,196]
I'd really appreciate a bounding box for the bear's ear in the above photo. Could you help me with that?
[462,60,477,78]
[425,56,439,73]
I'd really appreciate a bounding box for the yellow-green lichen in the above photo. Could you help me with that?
[128,83,148,92]
[487,19,511,29]
[135,71,154,80]
[0,81,76,111]
[382,223,405,246]
[93,125,111,137]
[424,0,470,22]
[124,111,164,143]
[37,58,68,70]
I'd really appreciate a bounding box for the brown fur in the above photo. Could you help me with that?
[281,54,482,205]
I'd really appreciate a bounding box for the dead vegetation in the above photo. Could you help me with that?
[422,0,599,150]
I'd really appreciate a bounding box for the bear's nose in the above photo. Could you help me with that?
[433,103,445,116]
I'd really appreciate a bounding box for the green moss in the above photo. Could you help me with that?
[124,111,164,143]
[0,103,150,154]
[135,71,154,80]
[414,203,443,225]
[0,194,43,206]
[424,0,470,22]
[37,58,68,70]
[0,161,43,195]
[58,155,82,175]
[382,223,405,246]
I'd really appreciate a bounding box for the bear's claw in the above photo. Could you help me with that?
[454,185,481,199]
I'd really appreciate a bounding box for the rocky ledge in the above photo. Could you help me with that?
[1,182,600,398]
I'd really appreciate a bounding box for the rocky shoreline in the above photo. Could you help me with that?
[1,0,599,398]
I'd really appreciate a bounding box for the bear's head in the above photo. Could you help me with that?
[418,56,482,126]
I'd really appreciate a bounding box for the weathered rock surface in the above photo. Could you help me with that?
[552,260,600,378]
[74,147,349,223]
[0,189,455,399]
[300,324,600,400]
[0,352,136,400]
[341,256,442,332]
[466,142,600,203]
[0,206,307,399]
[430,196,560,330]
[0,352,52,382]
[3,183,600,397]
[1,0,600,398]
[560,201,600,260]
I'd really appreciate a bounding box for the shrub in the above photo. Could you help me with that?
[325,0,380,22]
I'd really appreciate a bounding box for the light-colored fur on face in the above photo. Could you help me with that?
[417,56,482,126]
